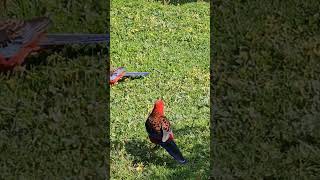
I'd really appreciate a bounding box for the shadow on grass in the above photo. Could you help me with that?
[121,125,210,178]
[125,139,175,166]
[173,125,208,136]
[116,76,148,84]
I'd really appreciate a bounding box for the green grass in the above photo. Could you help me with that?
[0,0,108,178]
[212,0,320,179]
[111,0,209,179]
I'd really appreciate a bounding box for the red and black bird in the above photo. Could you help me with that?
[0,16,109,70]
[145,99,187,164]
[0,17,51,69]
[110,67,149,85]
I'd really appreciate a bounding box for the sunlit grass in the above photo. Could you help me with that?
[111,0,210,179]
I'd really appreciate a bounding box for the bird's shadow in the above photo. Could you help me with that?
[111,123,210,178]
[116,76,148,84]
[124,139,182,168]
[121,137,210,178]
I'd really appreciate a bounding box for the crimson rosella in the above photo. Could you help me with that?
[0,17,51,69]
[110,67,149,85]
[145,99,187,164]
[0,16,109,71]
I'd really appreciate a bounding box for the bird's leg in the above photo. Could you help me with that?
[13,64,26,74]
[147,144,159,159]
[31,46,41,52]
[162,0,170,5]
[29,45,42,57]
[151,144,160,151]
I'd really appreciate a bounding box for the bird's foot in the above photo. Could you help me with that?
[13,64,26,74]
[151,145,160,151]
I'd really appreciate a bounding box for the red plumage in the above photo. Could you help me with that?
[146,99,174,143]
[0,17,109,71]
[0,17,50,70]
[145,99,187,164]
[110,67,126,85]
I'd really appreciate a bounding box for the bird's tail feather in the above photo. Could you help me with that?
[123,72,150,78]
[160,140,187,164]
[39,33,109,46]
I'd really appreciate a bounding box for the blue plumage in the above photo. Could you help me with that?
[39,33,110,46]
[159,140,187,164]
[145,99,187,164]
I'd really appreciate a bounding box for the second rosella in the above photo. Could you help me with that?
[0,17,51,69]
[0,16,109,71]
[110,67,149,85]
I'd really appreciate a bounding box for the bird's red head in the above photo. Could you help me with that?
[152,98,165,115]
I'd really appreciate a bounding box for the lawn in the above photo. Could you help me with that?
[0,0,108,178]
[212,0,320,179]
[111,0,210,179]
